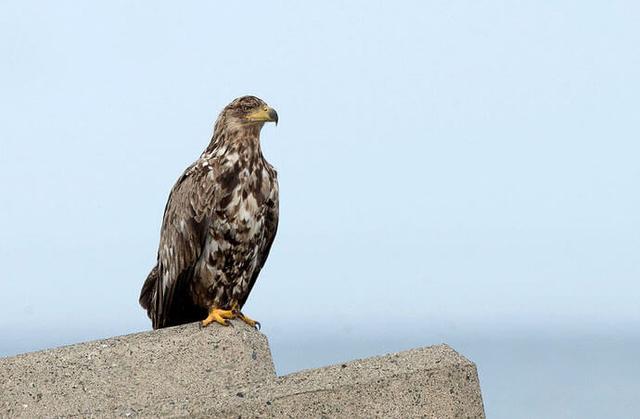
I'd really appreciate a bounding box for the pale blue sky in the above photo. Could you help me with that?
[1,2,639,417]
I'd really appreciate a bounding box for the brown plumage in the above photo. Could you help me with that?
[139,96,279,329]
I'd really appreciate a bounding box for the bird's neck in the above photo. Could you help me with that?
[203,125,263,158]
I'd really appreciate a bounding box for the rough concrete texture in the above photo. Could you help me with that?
[0,322,274,417]
[1,321,485,418]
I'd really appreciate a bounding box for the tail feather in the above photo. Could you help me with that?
[139,265,158,312]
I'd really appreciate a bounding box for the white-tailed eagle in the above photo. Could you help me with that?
[139,96,279,329]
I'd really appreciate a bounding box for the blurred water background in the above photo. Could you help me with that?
[1,2,638,417]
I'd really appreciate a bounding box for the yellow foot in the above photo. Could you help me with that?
[201,307,235,327]
[236,311,261,329]
[230,301,261,329]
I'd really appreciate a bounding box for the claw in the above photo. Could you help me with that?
[206,301,260,329]
[236,312,260,329]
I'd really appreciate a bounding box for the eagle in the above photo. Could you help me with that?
[139,96,279,330]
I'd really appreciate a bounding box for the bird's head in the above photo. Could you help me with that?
[215,96,278,135]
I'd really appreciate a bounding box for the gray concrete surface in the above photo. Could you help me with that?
[1,321,485,418]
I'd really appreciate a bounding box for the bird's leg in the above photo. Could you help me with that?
[231,301,261,329]
[201,306,236,327]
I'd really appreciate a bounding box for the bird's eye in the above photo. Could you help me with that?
[241,104,251,112]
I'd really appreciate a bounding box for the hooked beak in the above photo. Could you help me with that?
[246,106,279,126]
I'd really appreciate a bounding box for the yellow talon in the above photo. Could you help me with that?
[230,301,261,329]
[201,307,235,327]
[237,312,260,329]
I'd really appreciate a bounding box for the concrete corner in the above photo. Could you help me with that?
[1,321,484,418]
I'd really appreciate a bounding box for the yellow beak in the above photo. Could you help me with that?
[246,106,279,125]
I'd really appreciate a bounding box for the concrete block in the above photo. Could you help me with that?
[1,321,485,418]
[1,322,274,417]
[197,344,485,418]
